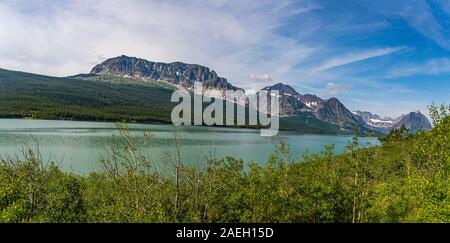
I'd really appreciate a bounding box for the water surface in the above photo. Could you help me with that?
[0,119,378,174]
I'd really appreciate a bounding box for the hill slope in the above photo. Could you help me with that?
[0,69,176,122]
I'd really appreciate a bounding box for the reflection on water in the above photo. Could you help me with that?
[0,119,379,174]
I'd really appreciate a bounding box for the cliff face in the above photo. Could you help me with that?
[316,98,359,126]
[91,55,241,91]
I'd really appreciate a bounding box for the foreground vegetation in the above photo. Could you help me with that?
[0,105,449,223]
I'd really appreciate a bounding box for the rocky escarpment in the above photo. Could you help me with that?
[91,55,241,91]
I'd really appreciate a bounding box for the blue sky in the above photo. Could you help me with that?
[0,0,449,118]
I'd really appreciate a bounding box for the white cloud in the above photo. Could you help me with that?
[399,1,450,50]
[388,58,450,78]
[0,0,318,90]
[365,0,450,51]
[324,82,350,95]
[249,74,273,83]
[347,97,429,120]
[312,47,405,72]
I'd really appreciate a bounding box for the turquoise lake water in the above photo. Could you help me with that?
[0,119,378,174]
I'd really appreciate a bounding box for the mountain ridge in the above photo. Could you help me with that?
[91,55,242,92]
[260,83,363,131]
[354,110,432,133]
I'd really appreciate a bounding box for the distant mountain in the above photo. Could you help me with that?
[354,111,380,122]
[91,55,242,92]
[298,94,325,108]
[261,83,300,96]
[354,110,432,133]
[353,111,395,128]
[388,112,432,133]
[261,83,306,116]
[316,98,359,126]
[260,83,430,134]
[260,83,369,133]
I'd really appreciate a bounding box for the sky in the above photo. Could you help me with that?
[0,0,449,118]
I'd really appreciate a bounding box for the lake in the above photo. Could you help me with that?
[0,119,379,174]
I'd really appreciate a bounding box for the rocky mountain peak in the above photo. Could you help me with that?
[90,55,241,91]
[316,97,358,126]
[390,111,432,133]
[354,111,394,128]
[262,83,300,97]
[259,83,360,128]
[259,83,305,116]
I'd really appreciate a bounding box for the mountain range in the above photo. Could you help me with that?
[354,110,432,133]
[91,55,431,134]
[0,55,432,135]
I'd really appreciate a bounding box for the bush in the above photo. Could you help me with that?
[0,105,450,223]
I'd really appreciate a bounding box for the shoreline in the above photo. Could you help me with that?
[0,116,381,138]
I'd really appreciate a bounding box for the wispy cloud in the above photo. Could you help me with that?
[312,47,405,72]
[398,1,450,50]
[324,82,350,95]
[0,0,318,89]
[388,58,450,78]
[365,0,450,51]
[346,97,428,119]
[249,74,273,83]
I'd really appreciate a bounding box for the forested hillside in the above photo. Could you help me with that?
[0,69,176,123]
[0,105,448,223]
